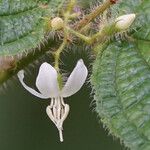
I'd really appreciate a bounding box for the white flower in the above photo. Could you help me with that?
[17,59,88,142]
[115,13,136,30]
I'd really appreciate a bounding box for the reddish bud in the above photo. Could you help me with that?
[110,0,118,4]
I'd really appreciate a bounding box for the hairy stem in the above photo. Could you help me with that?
[66,22,116,44]
[54,0,76,72]
[54,38,67,71]
[74,0,113,30]
[66,27,90,43]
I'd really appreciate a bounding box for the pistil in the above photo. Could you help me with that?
[46,97,70,142]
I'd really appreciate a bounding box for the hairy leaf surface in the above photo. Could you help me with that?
[92,1,150,148]
[0,0,49,55]
[91,42,150,150]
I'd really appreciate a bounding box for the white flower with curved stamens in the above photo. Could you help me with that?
[17,59,88,142]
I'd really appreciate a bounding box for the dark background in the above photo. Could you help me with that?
[0,79,123,150]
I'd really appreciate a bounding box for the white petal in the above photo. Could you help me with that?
[61,59,88,97]
[36,62,59,97]
[17,70,49,99]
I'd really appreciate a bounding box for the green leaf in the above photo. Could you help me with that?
[91,41,150,150]
[132,1,150,41]
[48,0,66,15]
[91,1,150,149]
[0,0,49,56]
[136,40,150,65]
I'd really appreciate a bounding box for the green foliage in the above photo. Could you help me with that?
[0,0,49,55]
[132,1,150,41]
[91,42,150,150]
[91,0,150,150]
[48,0,66,15]
[0,38,57,85]
[117,0,150,40]
[0,0,149,148]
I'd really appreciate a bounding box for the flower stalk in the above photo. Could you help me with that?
[54,38,67,72]
[53,0,76,72]
[66,22,116,44]
[74,0,115,30]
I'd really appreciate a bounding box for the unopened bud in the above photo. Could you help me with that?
[51,17,64,30]
[115,14,136,30]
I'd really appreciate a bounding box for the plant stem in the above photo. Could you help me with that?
[54,37,67,71]
[66,26,111,45]
[74,0,113,30]
[66,26,90,43]
[66,0,76,14]
[54,0,76,72]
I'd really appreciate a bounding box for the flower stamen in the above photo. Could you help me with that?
[17,60,88,142]
[46,97,70,142]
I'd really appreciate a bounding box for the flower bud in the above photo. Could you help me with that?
[115,14,136,30]
[51,17,64,30]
